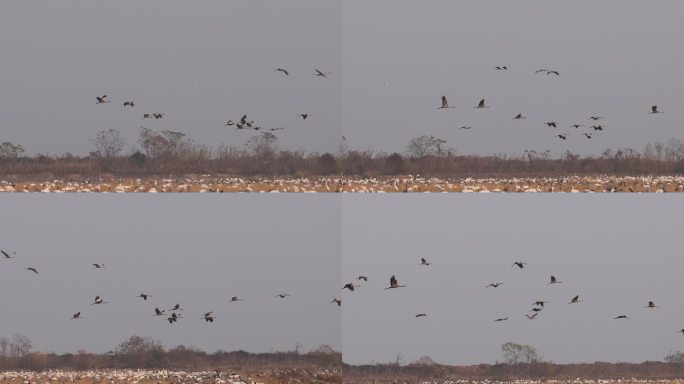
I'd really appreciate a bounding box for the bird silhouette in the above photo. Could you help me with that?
[154,307,166,316]
[495,66,508,70]
[548,275,562,284]
[137,293,150,301]
[123,101,135,107]
[486,282,503,288]
[315,69,330,78]
[650,105,662,114]
[276,293,291,299]
[299,114,311,120]
[591,125,605,131]
[92,263,105,269]
[415,313,427,318]
[438,96,455,109]
[526,313,538,319]
[570,124,584,128]
[588,116,603,121]
[95,95,110,104]
[494,317,508,322]
[343,283,360,291]
[614,315,629,319]
[582,133,593,139]
[71,312,83,319]
[569,295,582,304]
[545,122,557,128]
[1,250,15,259]
[556,134,568,140]
[276,68,289,75]
[26,267,38,274]
[169,304,183,311]
[474,98,489,108]
[357,275,369,282]
[512,261,526,269]
[91,295,107,305]
[202,311,215,322]
[645,301,660,309]
[330,298,342,307]
[385,275,406,290]
[420,257,431,266]
[228,296,243,302]
[513,113,527,120]
[459,126,473,130]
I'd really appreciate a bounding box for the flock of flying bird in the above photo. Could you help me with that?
[92,68,331,134]
[336,256,684,337]
[438,67,664,140]
[1,250,297,325]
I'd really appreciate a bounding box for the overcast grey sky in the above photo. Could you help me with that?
[342,196,684,365]
[0,196,341,354]
[1,1,682,157]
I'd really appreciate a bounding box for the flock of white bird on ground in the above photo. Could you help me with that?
[336,256,684,336]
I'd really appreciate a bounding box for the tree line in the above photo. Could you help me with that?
[0,334,340,371]
[2,130,684,178]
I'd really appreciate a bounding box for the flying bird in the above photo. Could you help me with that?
[569,295,582,304]
[495,66,508,70]
[678,329,684,336]
[228,296,243,302]
[546,70,560,76]
[92,263,105,269]
[170,304,183,311]
[1,250,15,259]
[533,300,548,307]
[224,120,234,126]
[513,113,527,120]
[298,113,311,120]
[330,298,342,307]
[26,267,38,274]
[315,69,330,78]
[154,307,166,316]
[71,312,83,319]
[645,301,660,309]
[544,122,558,128]
[650,105,662,114]
[438,96,455,109]
[459,126,472,130]
[525,313,538,319]
[95,95,110,104]
[570,124,584,128]
[91,295,107,305]
[512,261,526,269]
[343,283,360,291]
[582,133,593,139]
[168,312,181,324]
[142,114,152,119]
[556,134,568,140]
[385,275,406,290]
[415,313,427,318]
[153,113,164,119]
[202,311,215,322]
[591,125,605,131]
[588,116,603,121]
[420,257,431,266]
[486,282,503,288]
[494,317,508,322]
[548,275,562,284]
[275,68,289,75]
[474,98,489,108]
[276,293,291,299]
[357,276,369,282]
[614,315,629,319]
[137,293,150,301]
[123,101,135,107]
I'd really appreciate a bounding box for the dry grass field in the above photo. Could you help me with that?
[2,176,684,193]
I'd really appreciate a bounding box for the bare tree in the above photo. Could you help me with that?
[665,350,684,363]
[406,135,447,158]
[0,142,25,158]
[246,132,279,157]
[91,129,125,158]
[501,342,539,365]
[9,334,31,358]
[0,337,8,357]
[394,353,404,366]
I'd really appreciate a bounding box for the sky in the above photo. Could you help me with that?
[0,196,341,354]
[1,1,682,157]
[342,196,684,365]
